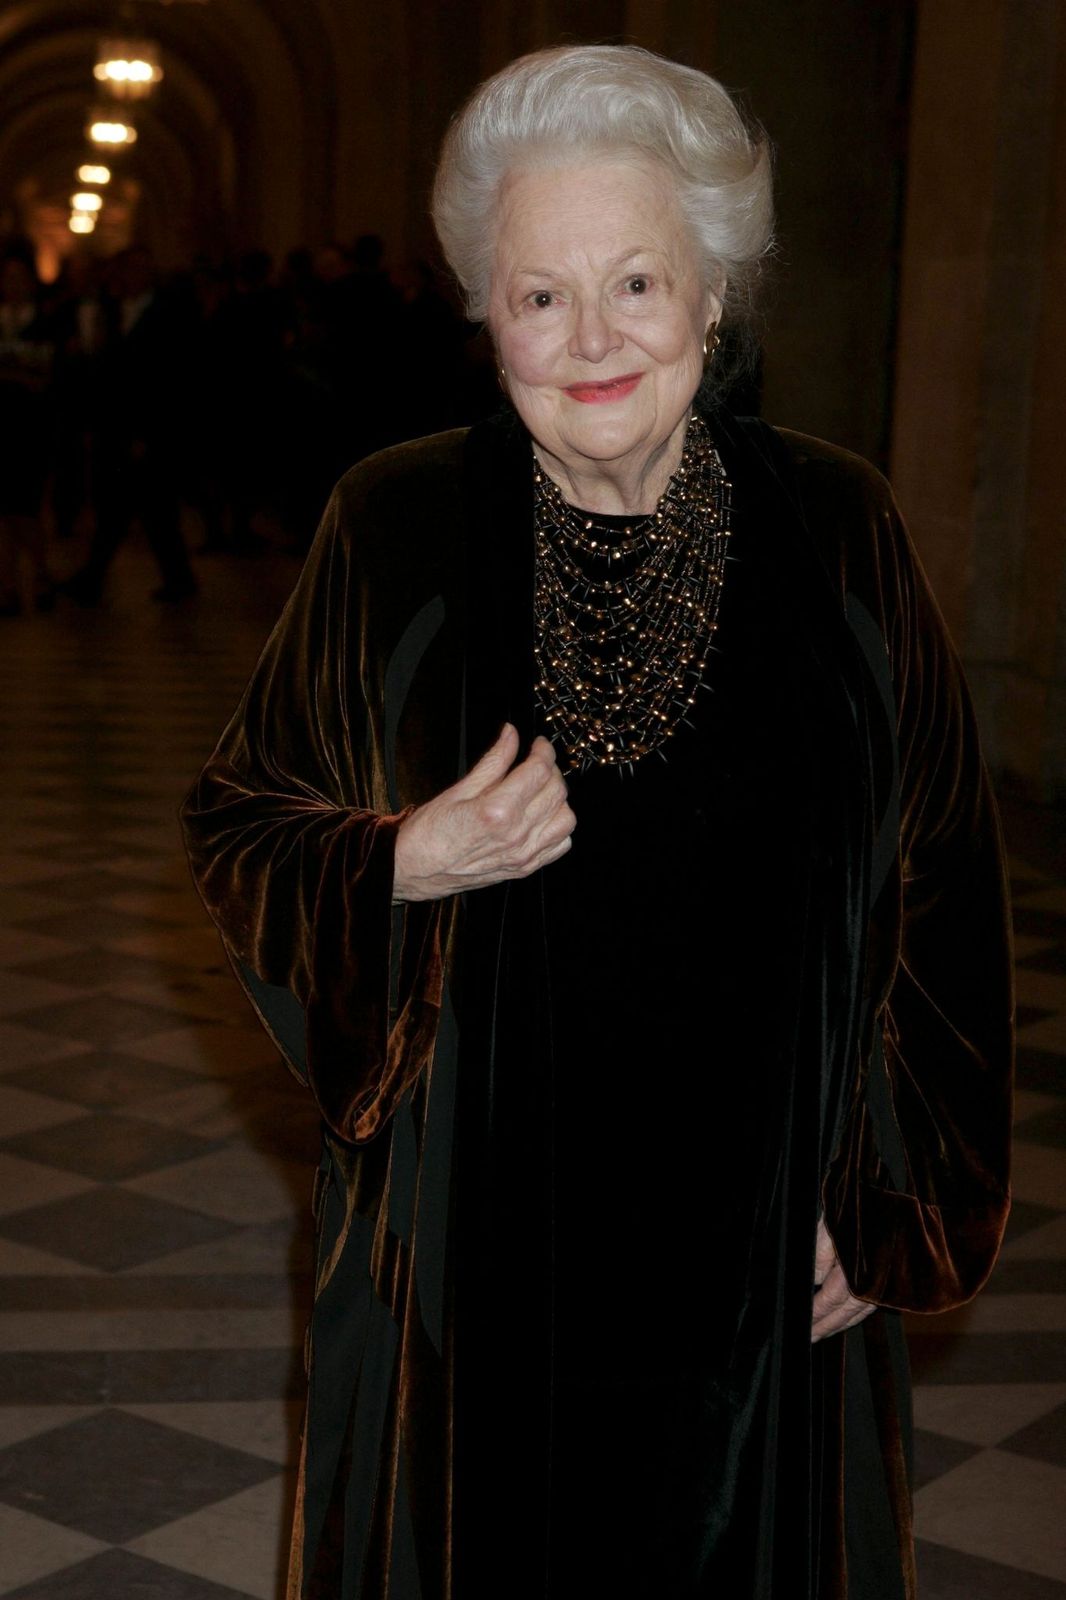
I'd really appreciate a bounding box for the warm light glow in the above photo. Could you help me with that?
[77,163,111,184]
[71,192,104,213]
[94,38,162,98]
[69,214,96,235]
[89,118,137,147]
[94,58,158,84]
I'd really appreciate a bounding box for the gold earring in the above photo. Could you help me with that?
[703,323,721,361]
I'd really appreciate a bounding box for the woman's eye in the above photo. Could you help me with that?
[530,291,555,309]
[625,276,649,295]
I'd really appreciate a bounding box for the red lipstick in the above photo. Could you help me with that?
[564,373,643,404]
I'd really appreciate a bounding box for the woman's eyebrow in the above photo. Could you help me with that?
[511,246,663,279]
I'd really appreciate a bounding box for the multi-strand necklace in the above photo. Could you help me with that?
[532,412,731,775]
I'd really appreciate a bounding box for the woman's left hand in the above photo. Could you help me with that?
[811,1217,876,1343]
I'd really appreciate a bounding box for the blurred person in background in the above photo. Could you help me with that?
[0,249,55,615]
[49,252,107,546]
[59,244,198,605]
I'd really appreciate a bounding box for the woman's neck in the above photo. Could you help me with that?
[532,411,690,516]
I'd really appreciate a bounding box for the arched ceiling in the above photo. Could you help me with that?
[0,0,341,265]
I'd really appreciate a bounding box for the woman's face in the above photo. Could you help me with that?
[488,158,717,486]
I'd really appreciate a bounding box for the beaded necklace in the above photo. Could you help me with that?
[532,411,731,774]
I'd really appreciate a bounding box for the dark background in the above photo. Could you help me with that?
[0,0,1063,797]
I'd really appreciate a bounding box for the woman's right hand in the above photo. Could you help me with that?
[392,723,575,902]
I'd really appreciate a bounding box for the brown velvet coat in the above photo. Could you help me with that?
[181,408,1013,1598]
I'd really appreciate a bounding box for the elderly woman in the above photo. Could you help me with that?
[182,45,1013,1600]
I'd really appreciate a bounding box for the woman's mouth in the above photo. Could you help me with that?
[564,373,643,404]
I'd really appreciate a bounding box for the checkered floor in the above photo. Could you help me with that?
[0,538,1062,1598]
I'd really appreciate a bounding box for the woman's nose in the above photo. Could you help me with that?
[568,300,623,363]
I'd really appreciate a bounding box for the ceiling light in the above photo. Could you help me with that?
[87,112,137,147]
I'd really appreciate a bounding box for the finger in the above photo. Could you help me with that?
[487,745,567,819]
[812,1266,874,1342]
[813,1217,836,1287]
[812,1297,875,1343]
[519,827,575,876]
[453,723,520,796]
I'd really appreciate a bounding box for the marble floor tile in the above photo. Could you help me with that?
[0,1308,299,1353]
[0,1087,88,1140]
[999,1399,1066,1470]
[0,1504,107,1596]
[912,1429,983,1490]
[915,1449,1066,1581]
[0,1238,102,1276]
[1011,1142,1066,1211]
[0,1409,279,1543]
[123,1023,281,1076]
[0,974,92,1022]
[1015,1102,1066,1147]
[10,947,165,990]
[125,1146,312,1226]
[6,994,196,1050]
[0,1112,224,1182]
[0,1407,103,1450]
[132,1219,313,1278]
[0,1155,95,1220]
[127,1473,296,1600]
[906,1293,1066,1334]
[0,1187,238,1272]
[1002,1214,1066,1260]
[0,930,84,969]
[0,1347,303,1406]
[912,1382,1066,1447]
[906,1330,1066,1385]
[2,1548,261,1599]
[103,929,237,971]
[1017,1011,1066,1053]
[121,1400,304,1466]
[1013,935,1061,963]
[0,856,79,890]
[124,1079,257,1138]
[1015,968,1066,1011]
[916,1540,1066,1600]
[0,1026,87,1075]
[2,1051,204,1111]
[1014,887,1066,916]
[107,977,244,1026]
[1014,1087,1064,1124]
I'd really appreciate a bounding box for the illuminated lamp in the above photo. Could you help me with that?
[77,164,111,185]
[87,109,137,147]
[69,214,96,235]
[71,192,104,213]
[94,38,162,99]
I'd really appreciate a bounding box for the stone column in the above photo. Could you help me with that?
[891,0,1066,794]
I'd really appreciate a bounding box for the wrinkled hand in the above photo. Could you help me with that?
[811,1216,876,1343]
[393,723,576,903]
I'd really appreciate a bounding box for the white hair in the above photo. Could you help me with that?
[431,44,774,335]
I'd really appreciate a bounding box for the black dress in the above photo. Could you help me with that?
[453,475,868,1594]
[533,502,841,1590]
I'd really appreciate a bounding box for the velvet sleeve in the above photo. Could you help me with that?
[822,477,1014,1313]
[180,481,445,1145]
